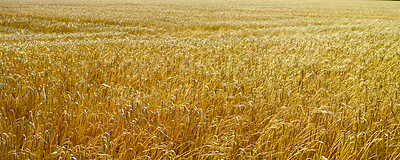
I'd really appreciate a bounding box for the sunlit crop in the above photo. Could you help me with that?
[2,0,400,159]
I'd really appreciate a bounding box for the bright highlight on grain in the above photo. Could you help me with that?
[1,0,400,159]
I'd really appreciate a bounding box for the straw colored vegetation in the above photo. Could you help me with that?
[2,0,400,159]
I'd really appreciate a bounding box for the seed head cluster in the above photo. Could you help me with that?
[1,0,400,159]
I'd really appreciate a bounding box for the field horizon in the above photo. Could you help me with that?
[2,0,400,159]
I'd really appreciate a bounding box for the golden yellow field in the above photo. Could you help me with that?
[2,0,400,159]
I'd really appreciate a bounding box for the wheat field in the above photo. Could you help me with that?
[1,0,400,159]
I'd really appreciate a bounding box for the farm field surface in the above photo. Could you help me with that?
[2,0,400,159]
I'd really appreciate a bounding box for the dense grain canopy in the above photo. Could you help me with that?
[1,0,400,159]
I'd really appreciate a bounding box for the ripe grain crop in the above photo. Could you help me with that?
[2,0,400,159]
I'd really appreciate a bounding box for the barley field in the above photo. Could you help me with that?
[2,0,400,159]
